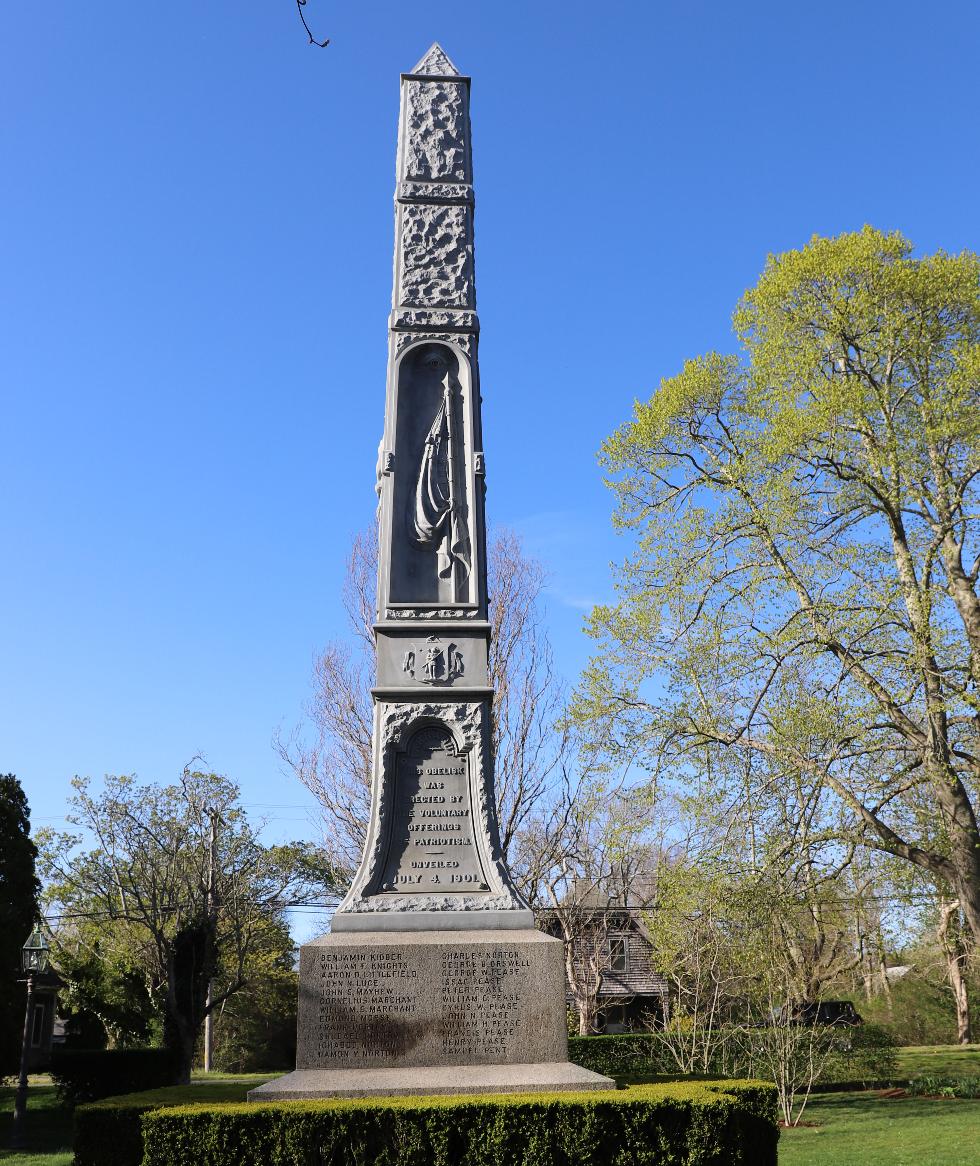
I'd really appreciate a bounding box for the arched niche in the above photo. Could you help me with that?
[375,723,487,895]
[388,341,475,605]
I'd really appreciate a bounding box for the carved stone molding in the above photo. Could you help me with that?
[385,607,479,620]
[342,893,516,914]
[379,700,483,749]
[390,308,478,332]
[395,331,474,356]
[398,181,474,205]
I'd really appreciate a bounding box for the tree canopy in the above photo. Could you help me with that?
[39,768,332,1081]
[575,227,980,944]
[0,775,40,1073]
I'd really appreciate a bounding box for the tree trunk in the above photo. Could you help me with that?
[952,965,972,1046]
[948,823,980,950]
[163,1006,196,1086]
[938,899,972,1045]
[163,916,217,1084]
[874,924,893,1018]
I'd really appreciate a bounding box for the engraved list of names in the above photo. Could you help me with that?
[298,941,536,1069]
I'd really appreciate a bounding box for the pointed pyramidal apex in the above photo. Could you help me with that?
[411,43,461,77]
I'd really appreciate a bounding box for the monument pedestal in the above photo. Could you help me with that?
[248,929,614,1101]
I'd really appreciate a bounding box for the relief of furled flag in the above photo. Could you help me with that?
[411,373,470,584]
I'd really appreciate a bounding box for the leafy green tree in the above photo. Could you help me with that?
[40,769,333,1082]
[208,914,298,1072]
[54,929,157,1049]
[0,775,40,1075]
[577,228,980,943]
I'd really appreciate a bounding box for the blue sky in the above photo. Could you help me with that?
[4,1,980,854]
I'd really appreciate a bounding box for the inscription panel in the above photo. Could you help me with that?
[377,726,488,894]
[306,948,421,1064]
[440,948,524,1058]
[297,935,564,1070]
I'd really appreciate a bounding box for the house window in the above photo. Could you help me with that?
[30,1003,45,1048]
[603,1004,626,1033]
[608,936,628,973]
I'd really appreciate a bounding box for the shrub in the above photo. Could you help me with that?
[820,1023,900,1087]
[852,976,962,1046]
[140,1080,778,1166]
[568,1034,656,1077]
[74,1083,252,1166]
[906,1075,980,1099]
[568,1033,690,1078]
[51,1047,179,1106]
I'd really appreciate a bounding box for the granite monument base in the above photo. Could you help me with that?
[247,928,614,1101]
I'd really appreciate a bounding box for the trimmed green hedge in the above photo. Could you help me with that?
[569,1027,900,1088]
[822,1023,900,1087]
[568,1034,662,1078]
[139,1081,777,1166]
[74,1083,253,1166]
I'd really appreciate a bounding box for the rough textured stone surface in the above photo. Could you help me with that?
[292,931,568,1071]
[399,204,474,308]
[247,1061,614,1101]
[383,606,480,620]
[405,82,468,182]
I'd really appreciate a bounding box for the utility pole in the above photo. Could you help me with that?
[203,809,219,1073]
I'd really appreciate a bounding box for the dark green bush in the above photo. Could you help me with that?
[51,1046,179,1106]
[850,975,963,1045]
[906,1075,980,1099]
[140,1080,778,1166]
[568,1034,663,1077]
[820,1023,900,1087]
[74,1083,252,1166]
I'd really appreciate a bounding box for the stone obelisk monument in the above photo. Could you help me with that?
[251,45,612,1100]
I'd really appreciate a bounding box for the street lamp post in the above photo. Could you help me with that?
[10,929,50,1152]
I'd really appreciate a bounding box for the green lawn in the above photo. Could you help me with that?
[896,1044,980,1080]
[0,1074,270,1166]
[0,1084,72,1166]
[780,1091,980,1166]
